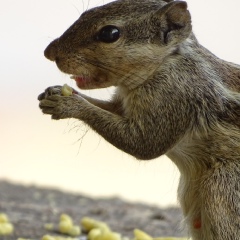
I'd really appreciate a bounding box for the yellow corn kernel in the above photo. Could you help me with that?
[68,225,81,236]
[59,220,73,234]
[61,84,73,96]
[81,217,110,232]
[98,231,121,240]
[42,235,56,240]
[0,222,14,235]
[134,229,152,240]
[88,228,102,240]
[81,217,97,231]
[96,223,110,232]
[59,214,73,234]
[54,237,70,240]
[60,214,73,224]
[0,213,9,223]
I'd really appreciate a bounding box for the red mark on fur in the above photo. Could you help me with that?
[193,218,201,229]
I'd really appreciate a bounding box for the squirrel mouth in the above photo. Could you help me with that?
[70,75,91,89]
[70,74,109,89]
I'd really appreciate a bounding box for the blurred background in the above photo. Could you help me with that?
[1,0,240,208]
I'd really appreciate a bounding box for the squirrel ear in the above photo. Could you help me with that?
[154,1,192,45]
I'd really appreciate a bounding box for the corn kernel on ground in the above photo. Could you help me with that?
[18,214,188,240]
[81,217,111,232]
[58,214,81,236]
[0,213,9,223]
[0,213,14,235]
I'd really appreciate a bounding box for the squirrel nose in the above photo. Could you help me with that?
[44,39,59,61]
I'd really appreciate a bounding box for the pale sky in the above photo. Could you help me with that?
[1,0,240,207]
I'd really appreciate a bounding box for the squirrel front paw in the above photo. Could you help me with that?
[39,94,84,120]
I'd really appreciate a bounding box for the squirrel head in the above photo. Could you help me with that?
[44,0,192,90]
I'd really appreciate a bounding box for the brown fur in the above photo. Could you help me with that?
[38,1,240,239]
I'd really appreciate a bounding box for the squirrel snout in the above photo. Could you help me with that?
[44,39,59,61]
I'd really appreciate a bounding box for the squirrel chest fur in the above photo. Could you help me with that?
[38,0,240,239]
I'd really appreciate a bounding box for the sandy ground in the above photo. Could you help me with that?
[0,181,187,240]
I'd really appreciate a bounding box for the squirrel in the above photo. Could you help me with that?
[38,0,240,239]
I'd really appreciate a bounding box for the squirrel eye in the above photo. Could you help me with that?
[97,25,120,43]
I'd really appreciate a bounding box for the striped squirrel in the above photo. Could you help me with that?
[38,0,240,239]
